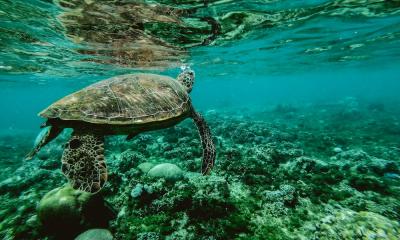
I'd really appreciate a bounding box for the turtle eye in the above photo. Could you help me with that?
[69,139,81,149]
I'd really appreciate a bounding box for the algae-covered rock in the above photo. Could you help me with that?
[38,185,91,232]
[148,163,184,181]
[138,162,155,174]
[37,185,114,238]
[75,228,113,240]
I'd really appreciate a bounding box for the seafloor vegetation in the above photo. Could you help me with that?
[1,97,400,239]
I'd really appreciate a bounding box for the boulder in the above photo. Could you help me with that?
[147,163,184,181]
[37,185,114,238]
[137,162,155,174]
[75,228,113,240]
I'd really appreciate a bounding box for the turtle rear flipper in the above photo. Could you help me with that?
[25,126,62,160]
[61,131,107,193]
[192,110,216,175]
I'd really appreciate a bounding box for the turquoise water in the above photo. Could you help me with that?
[1,0,400,239]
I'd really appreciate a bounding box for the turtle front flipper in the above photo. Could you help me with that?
[25,126,62,160]
[61,130,107,193]
[192,110,216,175]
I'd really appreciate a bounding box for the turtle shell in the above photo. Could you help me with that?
[40,73,191,124]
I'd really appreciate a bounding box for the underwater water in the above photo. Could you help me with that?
[1,0,400,239]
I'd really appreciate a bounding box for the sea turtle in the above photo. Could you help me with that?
[26,67,215,193]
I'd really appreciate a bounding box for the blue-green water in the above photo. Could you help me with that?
[1,0,400,239]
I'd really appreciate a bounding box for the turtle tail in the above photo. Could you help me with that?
[192,110,216,175]
[61,130,107,193]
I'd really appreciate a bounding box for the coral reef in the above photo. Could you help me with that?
[0,99,399,239]
[313,208,400,239]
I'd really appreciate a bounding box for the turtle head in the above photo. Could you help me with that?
[177,65,195,93]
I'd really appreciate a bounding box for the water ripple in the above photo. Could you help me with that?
[0,0,399,80]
